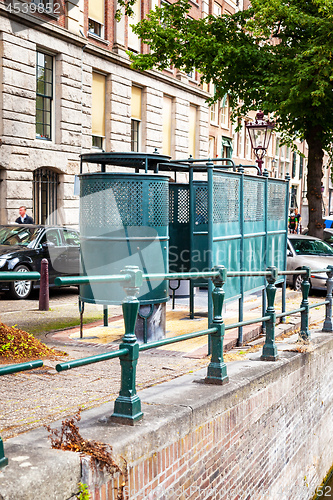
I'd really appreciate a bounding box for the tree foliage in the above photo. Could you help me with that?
[129,0,333,235]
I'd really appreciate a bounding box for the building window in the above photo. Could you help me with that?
[88,0,105,38]
[213,2,221,16]
[92,72,106,149]
[32,0,56,14]
[245,127,252,159]
[131,120,140,152]
[209,136,215,158]
[36,52,53,141]
[188,105,197,158]
[33,168,58,225]
[128,0,141,51]
[299,155,304,180]
[210,84,218,124]
[220,95,228,127]
[221,137,232,159]
[92,136,104,149]
[292,152,297,178]
[131,86,142,152]
[162,96,173,156]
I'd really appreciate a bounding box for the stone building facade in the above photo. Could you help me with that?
[0,0,319,229]
[0,0,215,226]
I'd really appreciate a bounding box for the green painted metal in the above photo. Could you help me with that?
[143,271,219,281]
[0,272,40,281]
[0,358,44,469]
[111,266,143,424]
[55,349,129,372]
[300,266,311,341]
[261,266,279,361]
[309,301,328,309]
[79,172,169,306]
[0,437,8,469]
[275,307,305,319]
[225,315,270,330]
[54,274,130,286]
[103,305,108,327]
[323,265,333,332]
[205,266,229,385]
[0,360,43,376]
[139,327,217,351]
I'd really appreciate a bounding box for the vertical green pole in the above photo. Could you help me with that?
[281,173,291,324]
[299,266,311,341]
[189,165,195,319]
[238,167,244,346]
[205,265,229,385]
[103,305,108,327]
[261,266,279,361]
[323,265,333,332]
[0,437,8,469]
[207,160,214,326]
[111,266,143,424]
[262,169,269,335]
[207,160,214,355]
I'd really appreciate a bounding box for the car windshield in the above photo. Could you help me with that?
[291,238,333,256]
[0,226,41,247]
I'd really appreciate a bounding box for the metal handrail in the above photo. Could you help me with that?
[1,263,333,465]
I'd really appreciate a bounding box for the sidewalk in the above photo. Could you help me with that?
[0,287,328,440]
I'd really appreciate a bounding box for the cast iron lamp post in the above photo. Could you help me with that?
[246,111,275,174]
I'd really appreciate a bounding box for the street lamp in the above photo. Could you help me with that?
[246,111,275,174]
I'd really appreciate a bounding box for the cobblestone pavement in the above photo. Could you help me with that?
[0,287,327,441]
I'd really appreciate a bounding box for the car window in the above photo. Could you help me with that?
[290,238,333,256]
[0,226,40,247]
[62,229,80,247]
[41,229,62,247]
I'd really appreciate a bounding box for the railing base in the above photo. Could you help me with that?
[204,375,229,386]
[261,354,279,362]
[110,414,143,426]
[0,438,8,469]
[111,395,143,425]
[322,321,333,332]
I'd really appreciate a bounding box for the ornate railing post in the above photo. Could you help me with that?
[299,266,311,341]
[111,266,143,424]
[0,436,8,469]
[261,266,279,361]
[205,266,229,385]
[323,265,333,332]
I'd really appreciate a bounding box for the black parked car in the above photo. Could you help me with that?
[0,225,80,299]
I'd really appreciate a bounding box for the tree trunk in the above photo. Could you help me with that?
[305,128,324,238]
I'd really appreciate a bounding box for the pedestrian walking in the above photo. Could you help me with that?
[288,212,297,234]
[15,206,34,224]
[294,208,301,234]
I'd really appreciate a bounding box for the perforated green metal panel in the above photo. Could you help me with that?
[80,173,169,305]
[212,171,288,300]
[169,170,288,303]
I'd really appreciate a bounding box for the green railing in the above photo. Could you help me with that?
[53,264,333,426]
[1,265,333,468]
[0,272,42,468]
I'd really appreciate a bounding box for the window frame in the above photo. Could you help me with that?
[131,119,140,152]
[36,51,54,141]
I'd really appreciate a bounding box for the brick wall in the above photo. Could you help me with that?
[83,332,333,500]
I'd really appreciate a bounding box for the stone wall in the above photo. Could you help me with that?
[1,330,333,499]
[0,10,209,226]
[82,331,333,500]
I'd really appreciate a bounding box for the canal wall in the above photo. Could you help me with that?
[1,330,333,499]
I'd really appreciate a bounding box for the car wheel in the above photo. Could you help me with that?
[293,273,303,292]
[9,265,33,300]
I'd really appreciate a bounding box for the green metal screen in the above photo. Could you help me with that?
[80,173,169,305]
[169,170,288,302]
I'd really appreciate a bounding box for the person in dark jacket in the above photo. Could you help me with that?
[15,206,34,224]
